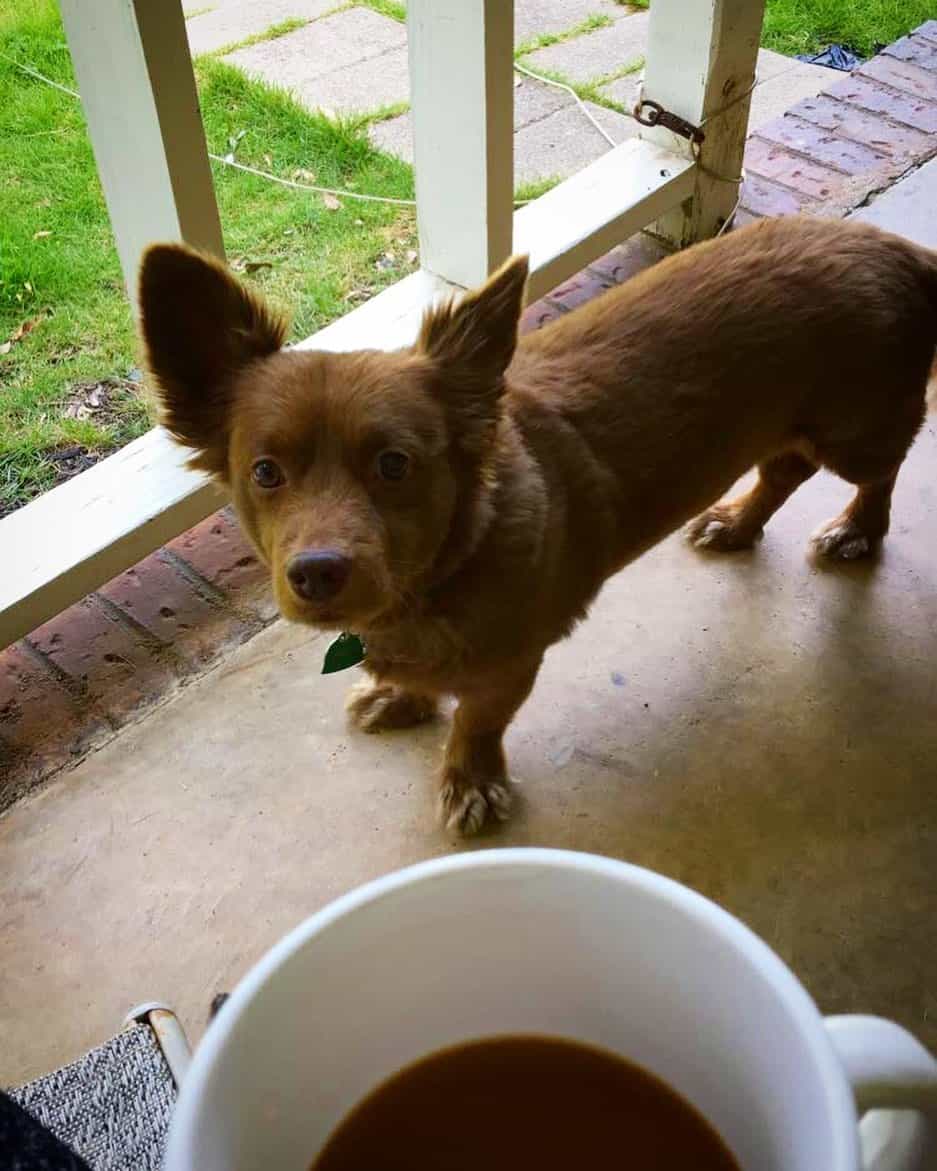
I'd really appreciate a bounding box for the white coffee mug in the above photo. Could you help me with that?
[165,849,937,1170]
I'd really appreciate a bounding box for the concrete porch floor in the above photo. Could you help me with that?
[4,143,937,1086]
[3,415,937,1085]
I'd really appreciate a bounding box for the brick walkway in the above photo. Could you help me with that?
[3,22,937,811]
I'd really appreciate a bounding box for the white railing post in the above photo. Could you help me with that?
[639,0,765,245]
[407,0,514,288]
[4,0,717,646]
[59,0,224,308]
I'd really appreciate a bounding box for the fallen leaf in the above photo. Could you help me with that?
[354,218,364,227]
[292,167,317,183]
[374,252,395,272]
[405,248,418,265]
[0,342,11,356]
[343,287,373,303]
[263,153,273,167]
[232,257,274,274]
[322,193,342,211]
[8,314,44,345]
[64,382,107,420]
[33,229,53,240]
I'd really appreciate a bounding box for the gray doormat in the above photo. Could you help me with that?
[8,1024,176,1171]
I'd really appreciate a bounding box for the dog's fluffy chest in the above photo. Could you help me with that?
[363,615,467,692]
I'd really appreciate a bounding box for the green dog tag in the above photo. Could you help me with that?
[322,631,367,674]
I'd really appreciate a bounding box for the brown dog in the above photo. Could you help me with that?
[139,216,936,834]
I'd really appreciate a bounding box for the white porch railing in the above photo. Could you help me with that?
[0,0,763,649]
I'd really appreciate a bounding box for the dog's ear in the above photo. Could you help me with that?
[417,254,529,395]
[138,244,287,475]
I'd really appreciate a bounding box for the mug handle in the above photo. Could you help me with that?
[824,1016,937,1171]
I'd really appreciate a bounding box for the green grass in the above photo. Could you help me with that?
[516,13,613,58]
[515,58,644,115]
[762,0,936,57]
[520,1,933,109]
[629,0,932,56]
[514,10,645,115]
[0,0,417,515]
[209,16,313,58]
[514,176,562,203]
[197,57,416,342]
[2,0,932,515]
[352,99,410,128]
[356,0,406,24]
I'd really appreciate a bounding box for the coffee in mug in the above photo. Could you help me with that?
[311,1034,740,1170]
[166,850,937,1171]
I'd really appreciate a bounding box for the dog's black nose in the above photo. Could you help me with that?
[286,550,351,603]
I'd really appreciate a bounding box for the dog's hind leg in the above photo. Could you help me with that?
[810,472,898,560]
[808,385,926,561]
[688,451,817,552]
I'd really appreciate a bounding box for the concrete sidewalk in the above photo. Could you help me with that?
[185,0,834,183]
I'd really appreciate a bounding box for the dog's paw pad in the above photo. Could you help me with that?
[438,777,514,836]
[810,521,875,561]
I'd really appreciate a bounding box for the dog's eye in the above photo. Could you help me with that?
[251,458,284,489]
[377,450,410,482]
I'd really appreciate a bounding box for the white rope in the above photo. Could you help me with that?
[207,154,416,205]
[4,52,544,208]
[714,181,745,237]
[3,52,417,207]
[0,51,79,98]
[684,74,758,234]
[698,72,759,130]
[518,57,756,235]
[513,60,618,148]
[6,48,752,229]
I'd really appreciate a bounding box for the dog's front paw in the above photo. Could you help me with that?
[346,681,437,733]
[438,768,514,836]
[686,505,760,552]
[809,518,877,561]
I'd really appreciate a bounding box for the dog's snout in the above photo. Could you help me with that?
[286,550,351,603]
